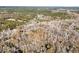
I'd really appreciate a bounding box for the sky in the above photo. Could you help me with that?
[0,0,79,6]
